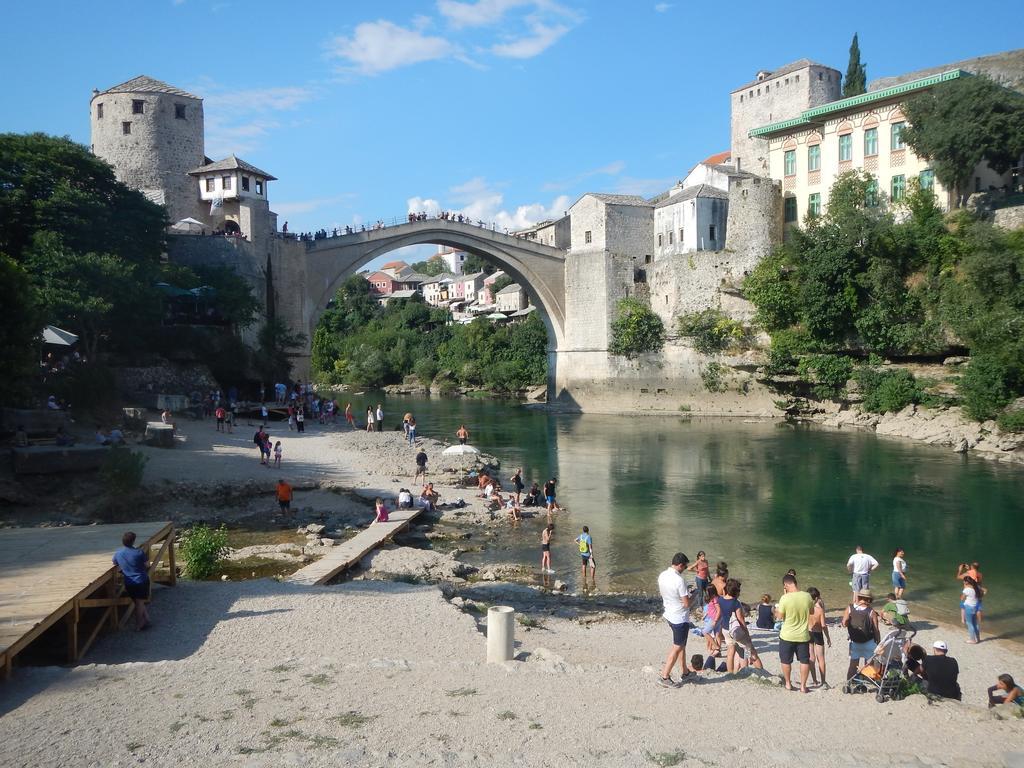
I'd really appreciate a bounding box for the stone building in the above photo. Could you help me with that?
[495,283,527,313]
[750,69,1009,228]
[90,75,206,224]
[189,154,277,241]
[730,60,842,176]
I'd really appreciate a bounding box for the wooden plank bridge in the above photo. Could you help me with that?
[0,521,175,678]
[287,508,423,586]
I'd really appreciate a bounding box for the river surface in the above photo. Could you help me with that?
[369,393,1024,642]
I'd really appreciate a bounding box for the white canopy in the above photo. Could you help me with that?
[42,325,78,346]
[170,217,205,232]
[442,444,481,456]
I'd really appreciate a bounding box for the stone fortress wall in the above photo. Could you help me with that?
[90,80,205,225]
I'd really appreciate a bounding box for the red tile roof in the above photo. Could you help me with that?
[701,150,731,166]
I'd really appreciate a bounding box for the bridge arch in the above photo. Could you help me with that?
[299,220,567,353]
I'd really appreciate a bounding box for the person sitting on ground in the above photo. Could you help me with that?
[903,643,927,682]
[476,473,492,495]
[881,592,911,628]
[14,425,29,447]
[397,488,414,509]
[756,593,775,630]
[921,640,961,700]
[113,531,151,631]
[109,427,125,445]
[46,395,61,410]
[419,482,439,512]
[523,481,541,507]
[55,426,74,446]
[95,425,110,446]
[987,674,1024,708]
[373,497,389,524]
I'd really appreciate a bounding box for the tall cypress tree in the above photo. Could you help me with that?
[843,33,867,97]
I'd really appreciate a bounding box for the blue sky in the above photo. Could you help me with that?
[3,0,1023,261]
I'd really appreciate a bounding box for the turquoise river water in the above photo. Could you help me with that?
[367,393,1024,642]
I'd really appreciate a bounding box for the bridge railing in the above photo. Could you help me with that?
[274,213,561,249]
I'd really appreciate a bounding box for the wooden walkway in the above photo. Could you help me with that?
[287,509,423,586]
[0,522,175,678]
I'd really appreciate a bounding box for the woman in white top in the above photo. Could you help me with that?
[961,575,982,644]
[892,548,908,599]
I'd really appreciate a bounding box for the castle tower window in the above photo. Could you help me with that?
[584,230,592,244]
[132,99,145,115]
[679,228,684,242]
[709,225,717,241]
[122,121,131,135]
[222,176,232,191]
[658,234,663,247]
[668,231,674,245]
[175,103,186,119]
[205,178,215,192]
[96,103,103,119]
[241,176,250,192]
[256,180,263,195]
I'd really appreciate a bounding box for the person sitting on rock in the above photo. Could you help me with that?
[397,488,414,509]
[419,483,439,512]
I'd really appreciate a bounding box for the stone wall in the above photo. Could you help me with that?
[994,204,1024,231]
[90,89,205,224]
[114,362,218,398]
[724,175,783,265]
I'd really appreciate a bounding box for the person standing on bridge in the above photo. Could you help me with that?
[113,532,151,631]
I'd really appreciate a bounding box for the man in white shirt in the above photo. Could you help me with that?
[847,545,879,600]
[657,552,691,688]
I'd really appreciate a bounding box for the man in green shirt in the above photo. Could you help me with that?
[776,573,814,693]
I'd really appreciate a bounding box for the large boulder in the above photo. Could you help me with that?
[360,546,477,582]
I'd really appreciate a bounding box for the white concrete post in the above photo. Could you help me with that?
[486,606,515,663]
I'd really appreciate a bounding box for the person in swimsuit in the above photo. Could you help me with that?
[807,586,832,687]
[457,424,470,445]
[687,551,710,612]
[988,674,1024,708]
[510,468,525,506]
[892,548,908,599]
[541,523,554,573]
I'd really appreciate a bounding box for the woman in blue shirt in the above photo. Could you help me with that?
[113,531,150,630]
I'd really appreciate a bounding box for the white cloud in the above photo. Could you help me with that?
[412,177,569,231]
[407,197,443,217]
[437,0,535,28]
[490,20,570,58]
[192,81,316,157]
[654,2,672,12]
[542,160,625,191]
[328,20,456,74]
[204,85,314,113]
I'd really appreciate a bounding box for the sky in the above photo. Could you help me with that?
[3,0,1023,266]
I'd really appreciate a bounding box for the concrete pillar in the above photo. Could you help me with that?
[486,606,515,663]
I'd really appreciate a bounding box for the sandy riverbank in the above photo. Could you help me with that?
[1,418,1022,767]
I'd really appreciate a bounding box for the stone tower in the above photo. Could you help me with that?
[730,59,841,176]
[90,75,205,224]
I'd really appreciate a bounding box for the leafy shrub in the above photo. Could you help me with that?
[743,250,799,331]
[609,298,665,358]
[959,354,1015,421]
[413,357,438,385]
[856,367,922,413]
[798,354,854,399]
[100,447,148,494]
[677,309,748,354]
[699,362,727,392]
[764,327,815,376]
[996,408,1024,433]
[179,524,229,580]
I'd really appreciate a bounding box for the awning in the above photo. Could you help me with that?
[170,217,205,232]
[42,325,79,346]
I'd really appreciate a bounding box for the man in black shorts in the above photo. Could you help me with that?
[776,573,814,693]
[657,552,691,688]
[414,449,428,482]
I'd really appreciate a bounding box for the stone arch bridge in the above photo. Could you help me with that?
[293,219,568,351]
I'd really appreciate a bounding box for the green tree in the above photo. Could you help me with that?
[609,298,665,358]
[0,253,41,404]
[410,256,449,276]
[253,319,307,385]
[902,75,1024,204]
[843,33,867,97]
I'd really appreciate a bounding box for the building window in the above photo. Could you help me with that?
[709,225,717,241]
[784,196,798,223]
[864,127,878,157]
[865,179,879,207]
[241,176,250,192]
[205,178,214,192]
[222,176,232,191]
[122,121,131,135]
[679,228,684,243]
[584,230,592,244]
[658,233,663,247]
[740,95,744,103]
[668,230,674,245]
[891,121,906,150]
[919,169,935,191]
[808,193,821,217]
[256,179,264,195]
[132,99,144,114]
[839,133,852,162]
[891,174,906,202]
[96,103,103,119]
[175,103,186,119]
[808,144,821,172]
[784,149,796,176]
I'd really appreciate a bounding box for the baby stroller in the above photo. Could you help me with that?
[842,627,916,702]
